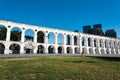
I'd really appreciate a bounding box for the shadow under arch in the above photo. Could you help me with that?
[9,43,20,54]
[37,45,45,54]
[48,45,55,54]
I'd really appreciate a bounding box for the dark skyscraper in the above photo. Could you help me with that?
[105,29,117,38]
[83,25,91,33]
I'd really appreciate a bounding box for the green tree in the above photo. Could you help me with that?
[10,30,21,41]
[37,32,44,43]
[0,27,7,40]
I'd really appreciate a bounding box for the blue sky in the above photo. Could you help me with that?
[0,0,120,38]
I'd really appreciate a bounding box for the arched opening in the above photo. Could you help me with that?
[0,25,7,40]
[0,43,5,54]
[66,35,71,45]
[89,48,93,54]
[24,43,34,54]
[109,41,112,48]
[67,47,72,54]
[106,48,109,54]
[99,40,102,48]
[9,44,20,54]
[25,29,34,42]
[94,39,97,47]
[58,46,64,54]
[88,38,91,47]
[10,27,22,41]
[37,45,45,54]
[115,49,119,54]
[118,42,120,49]
[95,48,99,54]
[101,49,105,54]
[37,31,45,43]
[48,32,55,44]
[111,49,114,54]
[57,33,64,45]
[105,40,107,48]
[82,37,85,46]
[48,45,55,54]
[82,48,87,54]
[75,47,79,54]
[74,36,78,45]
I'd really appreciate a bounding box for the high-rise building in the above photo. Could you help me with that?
[83,25,91,33]
[83,24,104,36]
[105,29,117,38]
[93,24,102,29]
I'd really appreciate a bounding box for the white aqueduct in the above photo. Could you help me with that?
[0,20,120,55]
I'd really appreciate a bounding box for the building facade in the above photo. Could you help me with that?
[0,20,120,55]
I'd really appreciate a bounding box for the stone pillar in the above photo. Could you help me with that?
[71,36,74,46]
[20,44,25,54]
[34,31,37,43]
[4,44,10,54]
[96,39,99,48]
[21,30,25,42]
[102,40,105,48]
[55,46,58,54]
[91,38,94,47]
[55,33,58,45]
[33,45,37,54]
[84,37,88,47]
[45,33,48,53]
[64,34,66,45]
[72,47,75,54]
[6,28,11,41]
[64,46,67,54]
[79,37,82,54]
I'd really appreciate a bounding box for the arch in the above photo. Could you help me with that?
[57,33,64,45]
[99,39,102,47]
[109,41,112,48]
[25,29,34,42]
[67,47,72,54]
[95,48,99,54]
[101,49,105,54]
[48,32,55,44]
[66,34,71,45]
[105,40,107,48]
[118,42,120,49]
[9,43,20,54]
[115,49,119,54]
[88,38,91,47]
[48,45,55,54]
[74,36,78,45]
[0,25,7,41]
[10,27,22,41]
[81,37,85,46]
[106,48,109,54]
[89,48,93,54]
[82,48,87,54]
[74,47,79,54]
[37,31,45,43]
[37,45,45,54]
[0,43,5,54]
[94,38,97,47]
[58,46,64,54]
[24,43,34,54]
[111,49,114,54]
